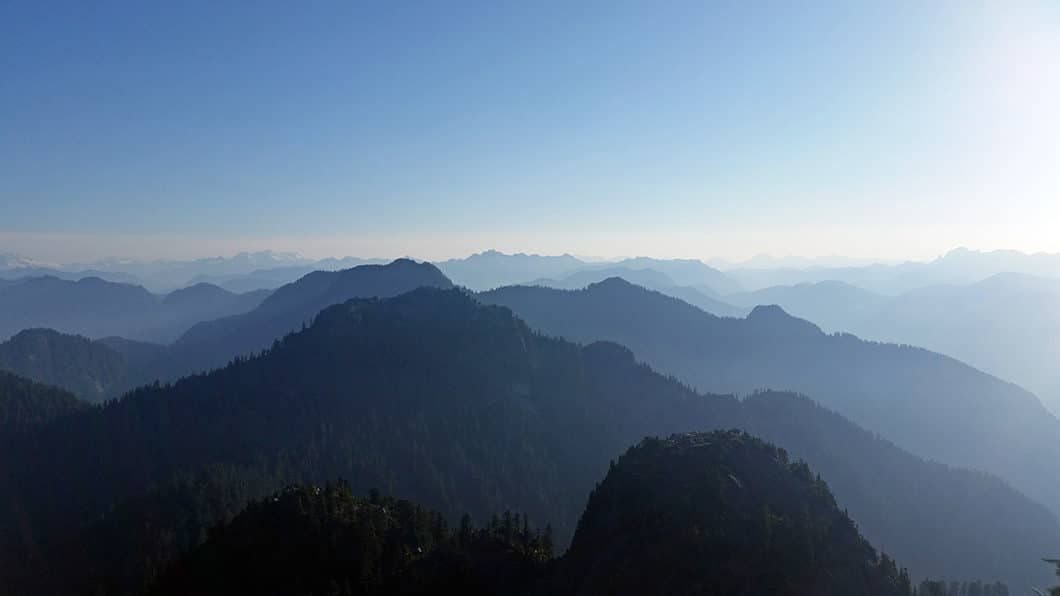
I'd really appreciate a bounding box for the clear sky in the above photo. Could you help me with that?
[2,1,1059,263]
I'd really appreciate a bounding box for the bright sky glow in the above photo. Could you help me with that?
[2,1,1058,263]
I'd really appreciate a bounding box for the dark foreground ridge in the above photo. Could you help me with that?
[150,431,920,596]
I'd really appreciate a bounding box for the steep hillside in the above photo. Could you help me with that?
[0,370,87,435]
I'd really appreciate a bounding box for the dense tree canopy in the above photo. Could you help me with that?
[0,369,86,435]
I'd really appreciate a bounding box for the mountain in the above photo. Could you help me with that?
[0,370,87,436]
[436,250,586,290]
[728,273,1060,415]
[186,258,386,293]
[1,288,1052,593]
[0,267,144,285]
[0,329,131,402]
[723,247,1060,294]
[602,257,741,295]
[479,279,1060,525]
[531,267,745,318]
[70,250,313,292]
[558,431,914,596]
[531,266,678,290]
[726,280,889,329]
[156,259,453,381]
[0,277,269,343]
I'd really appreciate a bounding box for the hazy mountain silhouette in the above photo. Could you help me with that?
[0,329,131,402]
[0,267,144,286]
[145,258,454,381]
[437,249,586,290]
[600,256,741,295]
[724,247,1060,294]
[187,258,387,293]
[2,288,1052,593]
[729,273,1060,415]
[67,250,313,292]
[530,267,746,318]
[0,276,270,343]
[479,278,1060,524]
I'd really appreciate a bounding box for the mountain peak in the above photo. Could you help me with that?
[588,276,636,289]
[746,304,822,336]
[563,429,911,596]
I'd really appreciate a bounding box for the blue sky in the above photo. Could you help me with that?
[2,1,1059,263]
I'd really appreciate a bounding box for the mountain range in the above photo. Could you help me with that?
[727,272,1060,415]
[1,288,1053,593]
[723,247,1060,294]
[527,267,745,317]
[0,276,270,343]
[480,278,1060,526]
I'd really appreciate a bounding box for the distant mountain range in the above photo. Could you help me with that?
[436,250,743,296]
[480,278,1060,526]
[0,251,386,293]
[13,245,1060,299]
[528,267,745,317]
[723,247,1060,293]
[1,288,1053,592]
[727,272,1060,415]
[0,276,270,343]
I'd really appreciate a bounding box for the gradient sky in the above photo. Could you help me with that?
[2,1,1059,263]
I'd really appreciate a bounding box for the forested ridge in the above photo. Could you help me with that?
[0,369,87,435]
[150,431,991,596]
[0,328,131,402]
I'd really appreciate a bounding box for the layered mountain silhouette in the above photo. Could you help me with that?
[593,256,741,295]
[1,288,1052,594]
[0,328,131,402]
[729,273,1060,416]
[437,250,587,290]
[0,276,269,343]
[479,278,1060,525]
[722,246,1060,294]
[530,267,745,317]
[149,258,453,381]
